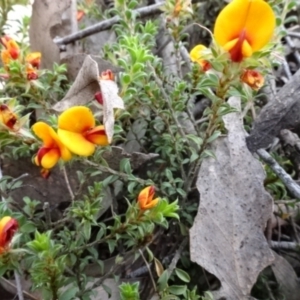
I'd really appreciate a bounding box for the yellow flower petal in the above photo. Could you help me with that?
[47,126,72,161]
[58,129,95,156]
[242,39,253,58]
[58,106,95,133]
[214,0,275,53]
[189,44,207,62]
[1,50,10,65]
[32,122,56,147]
[85,125,109,146]
[143,198,159,209]
[41,148,60,169]
[138,186,157,210]
[32,122,72,162]
[223,38,238,51]
[0,216,12,243]
[0,216,18,249]
[25,52,41,68]
[189,44,211,71]
[6,40,19,60]
[34,155,39,166]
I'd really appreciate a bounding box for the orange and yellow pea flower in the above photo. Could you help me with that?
[189,44,211,71]
[214,0,275,62]
[240,69,264,90]
[77,10,85,22]
[26,64,38,81]
[25,52,41,69]
[138,186,159,210]
[100,69,115,81]
[0,216,18,255]
[0,104,18,130]
[0,36,20,65]
[25,52,41,80]
[32,122,72,175]
[57,106,109,156]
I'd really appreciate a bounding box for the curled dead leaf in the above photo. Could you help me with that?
[53,55,124,143]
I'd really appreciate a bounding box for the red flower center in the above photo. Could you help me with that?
[229,29,247,62]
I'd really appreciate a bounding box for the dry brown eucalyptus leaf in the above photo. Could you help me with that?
[53,55,99,111]
[53,55,124,143]
[190,97,274,300]
[271,251,300,300]
[100,79,124,142]
[29,0,72,69]
[154,258,164,277]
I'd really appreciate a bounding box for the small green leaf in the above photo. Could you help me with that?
[21,222,36,233]
[168,285,187,295]
[82,222,91,240]
[158,270,169,290]
[122,74,131,85]
[175,268,190,283]
[120,158,132,174]
[206,130,221,143]
[102,283,112,297]
[58,286,78,300]
[145,246,154,262]
[107,240,116,253]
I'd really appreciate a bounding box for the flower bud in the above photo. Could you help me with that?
[0,216,18,254]
[240,69,264,90]
[138,186,159,210]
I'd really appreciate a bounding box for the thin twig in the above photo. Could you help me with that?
[54,3,163,45]
[14,271,24,300]
[288,209,300,243]
[282,59,292,80]
[266,218,273,244]
[166,237,188,276]
[0,163,5,201]
[263,279,276,300]
[10,173,29,187]
[62,166,75,200]
[43,202,51,228]
[76,247,142,297]
[179,42,192,71]
[139,249,156,291]
[270,241,300,250]
[275,199,297,204]
[195,116,209,124]
[0,277,38,300]
[284,35,300,65]
[287,30,300,38]
[257,149,300,199]
[84,160,147,185]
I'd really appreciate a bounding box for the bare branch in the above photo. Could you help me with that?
[270,241,300,250]
[14,271,24,300]
[54,3,163,46]
[0,277,38,300]
[257,149,300,199]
